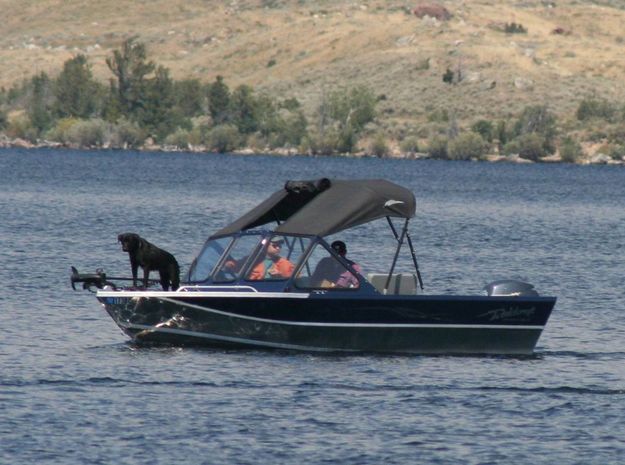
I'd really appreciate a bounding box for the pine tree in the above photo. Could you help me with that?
[54,54,101,119]
[106,37,155,118]
[207,76,231,124]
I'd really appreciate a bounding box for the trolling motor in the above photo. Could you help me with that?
[70,266,116,291]
[70,266,162,291]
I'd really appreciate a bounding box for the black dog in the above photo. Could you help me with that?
[118,233,180,291]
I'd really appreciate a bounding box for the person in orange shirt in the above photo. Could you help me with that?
[247,238,294,280]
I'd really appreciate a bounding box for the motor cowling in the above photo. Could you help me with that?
[484,280,539,297]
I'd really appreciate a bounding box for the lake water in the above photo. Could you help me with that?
[1,148,624,464]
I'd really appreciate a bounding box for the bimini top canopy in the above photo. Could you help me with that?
[211,178,416,238]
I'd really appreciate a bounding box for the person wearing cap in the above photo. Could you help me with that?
[331,240,362,288]
[247,238,294,280]
[311,240,362,288]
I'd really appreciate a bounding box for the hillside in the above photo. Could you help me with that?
[2,0,625,135]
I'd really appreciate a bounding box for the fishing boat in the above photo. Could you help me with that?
[71,178,556,354]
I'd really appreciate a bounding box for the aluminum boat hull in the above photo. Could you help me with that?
[97,290,555,355]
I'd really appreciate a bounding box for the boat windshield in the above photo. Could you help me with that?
[188,233,314,283]
[242,235,312,282]
[212,234,312,282]
[213,234,263,282]
[186,236,233,282]
[294,242,360,290]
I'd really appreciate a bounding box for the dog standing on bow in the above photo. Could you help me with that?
[118,233,180,291]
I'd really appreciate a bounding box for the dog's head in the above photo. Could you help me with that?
[118,233,142,253]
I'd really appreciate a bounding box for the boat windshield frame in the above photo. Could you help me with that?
[186,230,316,285]
[185,214,423,295]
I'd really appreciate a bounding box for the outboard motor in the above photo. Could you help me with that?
[484,280,539,297]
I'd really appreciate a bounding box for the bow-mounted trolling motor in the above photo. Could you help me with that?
[70,267,160,292]
[70,267,114,291]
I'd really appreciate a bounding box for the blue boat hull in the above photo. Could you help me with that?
[97,291,555,355]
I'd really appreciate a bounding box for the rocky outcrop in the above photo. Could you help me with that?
[412,4,452,21]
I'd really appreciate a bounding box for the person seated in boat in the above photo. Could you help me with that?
[311,240,362,288]
[246,237,294,280]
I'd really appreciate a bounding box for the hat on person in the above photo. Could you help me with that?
[270,238,284,246]
[331,240,346,254]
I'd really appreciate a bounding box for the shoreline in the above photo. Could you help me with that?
[1,135,623,166]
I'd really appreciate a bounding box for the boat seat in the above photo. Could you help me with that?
[366,273,419,295]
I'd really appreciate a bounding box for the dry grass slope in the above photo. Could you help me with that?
[2,0,625,131]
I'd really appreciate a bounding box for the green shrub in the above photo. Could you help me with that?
[426,135,449,159]
[164,128,191,149]
[187,118,211,146]
[606,124,625,144]
[426,108,449,123]
[400,136,420,154]
[208,124,242,153]
[514,105,557,153]
[45,117,81,143]
[266,109,308,148]
[65,119,107,147]
[591,143,625,161]
[471,119,494,142]
[504,22,527,33]
[324,85,376,134]
[608,144,625,160]
[576,97,617,122]
[110,118,146,148]
[247,132,269,151]
[336,127,357,153]
[448,132,489,160]
[495,120,509,147]
[587,128,608,142]
[305,125,358,154]
[559,136,583,163]
[301,129,340,155]
[369,133,390,157]
[502,139,521,156]
[442,68,454,84]
[186,126,205,146]
[515,133,547,161]
[6,114,38,142]
[0,109,8,131]
[302,125,362,155]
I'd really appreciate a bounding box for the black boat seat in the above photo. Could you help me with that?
[366,273,418,295]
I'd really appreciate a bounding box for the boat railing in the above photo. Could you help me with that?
[177,285,259,293]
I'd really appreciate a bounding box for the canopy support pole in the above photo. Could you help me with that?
[386,217,423,291]
[405,231,424,290]
[384,218,408,294]
[386,216,400,240]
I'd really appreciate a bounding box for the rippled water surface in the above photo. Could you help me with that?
[1,148,625,464]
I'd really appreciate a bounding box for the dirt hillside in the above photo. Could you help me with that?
[2,0,625,129]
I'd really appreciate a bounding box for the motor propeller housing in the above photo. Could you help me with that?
[483,280,539,297]
[70,267,112,291]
